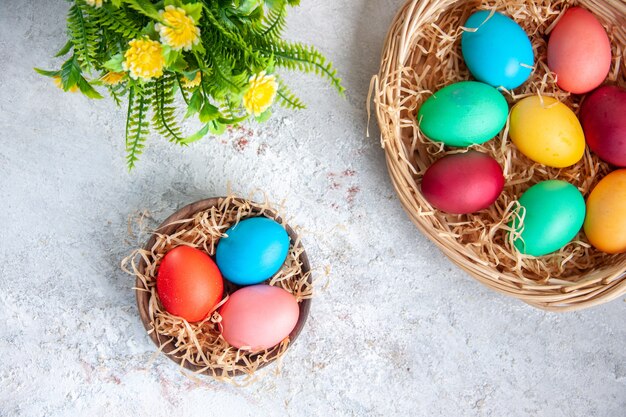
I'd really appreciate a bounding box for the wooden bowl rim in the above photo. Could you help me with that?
[135,197,312,376]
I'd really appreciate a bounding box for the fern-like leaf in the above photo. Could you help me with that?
[152,75,184,144]
[67,1,99,70]
[204,51,248,98]
[125,86,151,169]
[105,83,126,107]
[89,5,143,38]
[256,40,345,94]
[203,7,267,70]
[252,1,287,39]
[276,78,306,110]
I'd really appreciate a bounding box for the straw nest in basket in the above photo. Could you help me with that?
[123,196,313,381]
[371,0,626,311]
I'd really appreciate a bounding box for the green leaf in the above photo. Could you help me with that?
[77,77,104,99]
[254,109,272,122]
[111,0,122,7]
[122,0,162,21]
[162,47,188,72]
[140,21,157,37]
[61,56,81,91]
[34,68,61,77]
[192,41,206,55]
[181,123,210,144]
[235,0,262,16]
[180,2,203,23]
[208,120,226,135]
[162,45,179,66]
[104,53,124,72]
[199,102,220,123]
[218,114,248,125]
[182,69,199,81]
[185,89,203,118]
[265,0,286,9]
[55,40,73,57]
[171,57,188,72]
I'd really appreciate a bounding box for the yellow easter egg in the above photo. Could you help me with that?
[509,96,585,168]
[584,169,626,254]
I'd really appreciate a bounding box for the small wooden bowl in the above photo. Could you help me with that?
[135,197,312,376]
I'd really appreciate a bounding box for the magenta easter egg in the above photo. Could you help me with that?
[580,85,626,167]
[421,151,504,214]
[219,285,299,351]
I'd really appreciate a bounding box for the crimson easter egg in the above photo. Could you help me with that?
[421,151,505,214]
[580,85,626,167]
[156,246,224,322]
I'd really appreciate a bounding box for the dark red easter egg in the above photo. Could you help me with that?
[421,151,504,214]
[156,246,224,322]
[580,85,626,167]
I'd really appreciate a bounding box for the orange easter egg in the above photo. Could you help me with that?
[584,170,626,254]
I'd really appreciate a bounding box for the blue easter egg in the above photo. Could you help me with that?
[461,11,534,90]
[216,217,290,286]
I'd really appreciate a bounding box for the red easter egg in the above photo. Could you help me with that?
[156,246,224,322]
[421,151,504,214]
[580,85,626,167]
[547,7,611,94]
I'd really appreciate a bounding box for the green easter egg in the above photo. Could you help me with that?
[509,180,586,257]
[417,81,509,147]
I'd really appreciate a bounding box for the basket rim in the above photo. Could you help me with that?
[134,196,312,376]
[371,0,626,312]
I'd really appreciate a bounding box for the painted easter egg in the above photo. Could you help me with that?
[509,180,586,257]
[461,11,534,90]
[421,151,504,214]
[580,85,626,167]
[219,285,299,351]
[547,7,611,94]
[216,217,290,286]
[584,170,626,254]
[156,246,224,322]
[417,81,508,147]
[509,96,585,168]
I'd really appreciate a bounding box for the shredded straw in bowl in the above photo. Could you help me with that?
[123,195,313,382]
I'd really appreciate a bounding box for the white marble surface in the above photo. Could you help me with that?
[1,1,625,416]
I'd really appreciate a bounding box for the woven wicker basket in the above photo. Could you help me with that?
[371,0,626,311]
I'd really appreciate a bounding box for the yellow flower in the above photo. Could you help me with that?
[85,0,105,7]
[101,71,125,85]
[53,76,79,93]
[182,72,201,89]
[122,38,165,81]
[155,6,201,51]
[242,71,278,116]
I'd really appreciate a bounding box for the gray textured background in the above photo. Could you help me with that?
[1,1,624,416]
